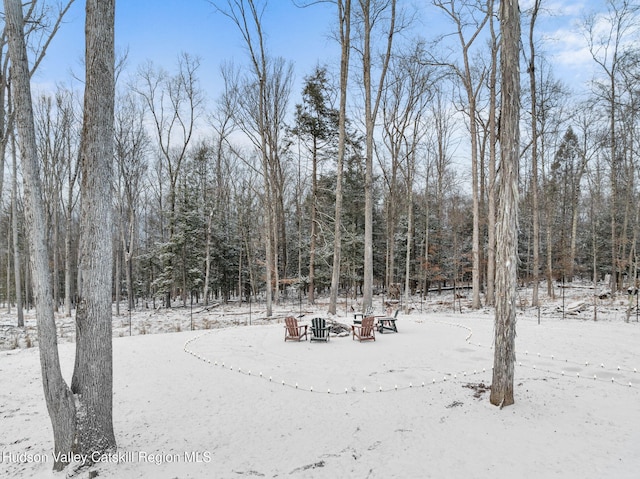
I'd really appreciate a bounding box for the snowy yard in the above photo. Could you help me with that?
[1,290,640,478]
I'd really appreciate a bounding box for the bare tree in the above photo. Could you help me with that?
[484,0,498,306]
[10,130,23,326]
[527,0,542,306]
[133,53,202,307]
[5,0,76,470]
[584,0,640,294]
[357,0,397,311]
[329,0,351,315]
[426,87,458,294]
[115,92,149,313]
[380,41,433,307]
[0,0,74,206]
[4,0,116,469]
[1,1,74,319]
[433,0,491,309]
[71,0,117,458]
[490,0,520,408]
[57,89,81,317]
[204,68,238,305]
[215,0,294,316]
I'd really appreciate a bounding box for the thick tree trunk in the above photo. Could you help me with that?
[490,0,520,408]
[70,0,117,456]
[4,0,77,469]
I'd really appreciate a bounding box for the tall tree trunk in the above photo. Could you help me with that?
[64,182,74,316]
[490,0,520,408]
[309,138,318,304]
[329,0,351,315]
[11,133,24,327]
[4,0,77,469]
[362,0,374,311]
[204,210,213,305]
[64,100,78,317]
[545,198,554,297]
[528,0,541,306]
[115,222,121,316]
[53,197,60,311]
[7,206,12,314]
[361,0,395,312]
[470,100,481,309]
[70,0,117,456]
[403,157,414,311]
[486,5,497,306]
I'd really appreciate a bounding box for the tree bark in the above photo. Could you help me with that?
[329,0,351,315]
[4,0,77,469]
[490,0,520,408]
[70,0,117,456]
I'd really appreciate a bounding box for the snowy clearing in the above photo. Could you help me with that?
[1,289,640,478]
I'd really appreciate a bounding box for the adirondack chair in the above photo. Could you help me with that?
[352,316,376,342]
[378,309,399,333]
[310,317,330,342]
[284,316,308,341]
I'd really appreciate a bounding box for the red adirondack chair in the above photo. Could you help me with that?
[352,316,376,342]
[284,316,308,341]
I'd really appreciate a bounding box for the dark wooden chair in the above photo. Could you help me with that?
[378,309,399,333]
[352,316,376,342]
[284,316,308,341]
[310,317,330,342]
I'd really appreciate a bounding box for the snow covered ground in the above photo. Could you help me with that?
[1,287,640,478]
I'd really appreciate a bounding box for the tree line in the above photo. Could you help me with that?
[2,1,640,321]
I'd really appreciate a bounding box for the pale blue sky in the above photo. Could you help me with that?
[33,1,622,108]
[35,0,337,101]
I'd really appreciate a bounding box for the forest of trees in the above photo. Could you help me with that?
[2,0,640,320]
